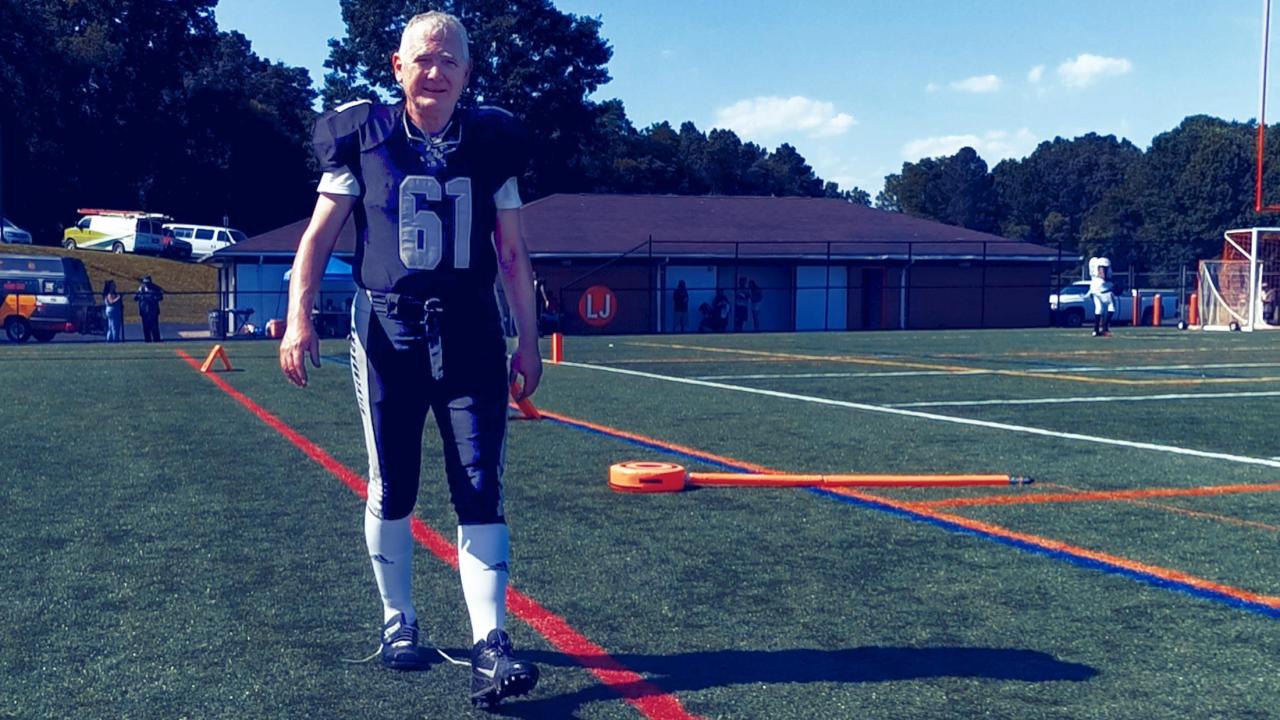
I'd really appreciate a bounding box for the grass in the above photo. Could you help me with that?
[1,245,218,323]
[3,327,1280,719]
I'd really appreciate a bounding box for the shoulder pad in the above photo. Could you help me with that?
[313,101,399,169]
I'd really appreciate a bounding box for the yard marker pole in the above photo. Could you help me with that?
[689,471,1028,488]
[551,332,563,363]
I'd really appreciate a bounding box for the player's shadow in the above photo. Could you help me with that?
[480,646,1097,718]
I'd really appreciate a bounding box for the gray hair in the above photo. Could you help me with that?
[400,11,470,64]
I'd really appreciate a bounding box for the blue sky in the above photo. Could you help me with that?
[215,0,1267,195]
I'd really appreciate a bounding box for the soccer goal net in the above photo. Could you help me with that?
[1197,228,1280,330]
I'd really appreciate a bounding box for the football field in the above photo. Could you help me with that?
[4,327,1280,719]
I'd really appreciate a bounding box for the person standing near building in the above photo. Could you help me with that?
[277,11,541,709]
[748,278,763,331]
[672,280,689,332]
[733,277,750,332]
[103,280,124,342]
[134,276,164,342]
[1087,256,1114,337]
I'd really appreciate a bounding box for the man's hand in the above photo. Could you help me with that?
[508,341,542,401]
[280,323,321,388]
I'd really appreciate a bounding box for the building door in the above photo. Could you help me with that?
[861,268,884,329]
[795,265,847,330]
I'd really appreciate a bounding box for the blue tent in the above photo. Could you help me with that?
[281,257,353,281]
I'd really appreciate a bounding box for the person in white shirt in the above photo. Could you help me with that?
[1087,256,1114,337]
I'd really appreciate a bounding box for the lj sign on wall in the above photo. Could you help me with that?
[578,285,617,328]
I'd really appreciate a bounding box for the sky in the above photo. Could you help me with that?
[215,0,1269,196]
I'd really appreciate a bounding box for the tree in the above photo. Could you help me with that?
[879,147,998,231]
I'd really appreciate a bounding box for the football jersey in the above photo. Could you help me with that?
[312,101,528,300]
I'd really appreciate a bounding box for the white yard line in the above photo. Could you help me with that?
[560,361,1280,470]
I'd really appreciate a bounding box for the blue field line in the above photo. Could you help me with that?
[806,488,1280,620]
[542,413,1280,621]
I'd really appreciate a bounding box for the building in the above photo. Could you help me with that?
[206,194,1063,334]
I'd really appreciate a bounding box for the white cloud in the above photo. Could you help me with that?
[714,96,856,140]
[925,82,941,93]
[949,74,1002,93]
[1056,53,1132,88]
[1027,65,1045,84]
[902,128,1038,162]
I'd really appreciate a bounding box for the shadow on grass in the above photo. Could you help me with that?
[476,645,1097,717]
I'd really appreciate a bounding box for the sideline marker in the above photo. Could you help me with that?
[199,344,233,373]
[509,382,541,419]
[550,332,564,364]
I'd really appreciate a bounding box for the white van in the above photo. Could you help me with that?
[164,224,247,260]
[62,210,167,255]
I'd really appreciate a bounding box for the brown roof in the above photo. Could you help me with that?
[210,193,1058,262]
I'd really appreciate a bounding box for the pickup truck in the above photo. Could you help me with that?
[1049,281,1180,327]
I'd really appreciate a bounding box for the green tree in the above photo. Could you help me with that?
[879,147,998,231]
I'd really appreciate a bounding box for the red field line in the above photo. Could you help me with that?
[911,482,1280,509]
[177,351,702,720]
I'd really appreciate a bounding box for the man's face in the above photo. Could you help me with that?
[393,24,470,128]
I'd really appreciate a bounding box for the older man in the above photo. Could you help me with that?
[278,11,540,708]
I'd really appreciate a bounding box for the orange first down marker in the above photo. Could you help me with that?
[199,344,233,373]
[608,461,1030,493]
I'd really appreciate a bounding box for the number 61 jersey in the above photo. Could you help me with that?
[312,100,529,300]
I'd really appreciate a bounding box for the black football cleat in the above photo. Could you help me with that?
[470,629,539,708]
[379,613,433,671]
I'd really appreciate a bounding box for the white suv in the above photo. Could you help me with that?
[164,224,247,260]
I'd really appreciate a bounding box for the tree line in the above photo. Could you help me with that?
[1,0,1273,270]
[877,116,1280,274]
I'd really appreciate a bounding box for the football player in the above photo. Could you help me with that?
[1087,256,1114,337]
[278,11,541,708]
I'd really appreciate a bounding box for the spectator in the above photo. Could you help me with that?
[103,280,124,342]
[134,275,164,343]
[734,277,750,332]
[673,280,689,332]
[713,289,731,332]
[748,278,763,331]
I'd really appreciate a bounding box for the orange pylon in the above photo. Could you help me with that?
[199,344,233,373]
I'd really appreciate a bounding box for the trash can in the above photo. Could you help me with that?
[207,310,226,339]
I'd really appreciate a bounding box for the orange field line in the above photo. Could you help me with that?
[911,482,1280,509]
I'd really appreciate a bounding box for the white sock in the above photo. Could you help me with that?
[457,523,510,644]
[364,509,415,625]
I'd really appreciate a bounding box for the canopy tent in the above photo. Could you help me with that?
[282,257,353,282]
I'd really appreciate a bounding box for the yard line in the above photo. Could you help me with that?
[176,351,703,720]
[695,362,1280,381]
[561,361,1280,470]
[888,389,1280,408]
[913,482,1280,509]
[533,406,1280,619]
[626,341,1280,386]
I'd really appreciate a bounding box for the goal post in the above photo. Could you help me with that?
[1198,228,1280,330]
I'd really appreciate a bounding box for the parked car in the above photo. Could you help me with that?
[159,226,193,260]
[1049,281,1179,326]
[1,218,33,244]
[63,209,168,255]
[164,223,247,260]
[0,254,101,342]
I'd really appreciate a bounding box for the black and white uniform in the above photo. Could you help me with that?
[313,100,527,524]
